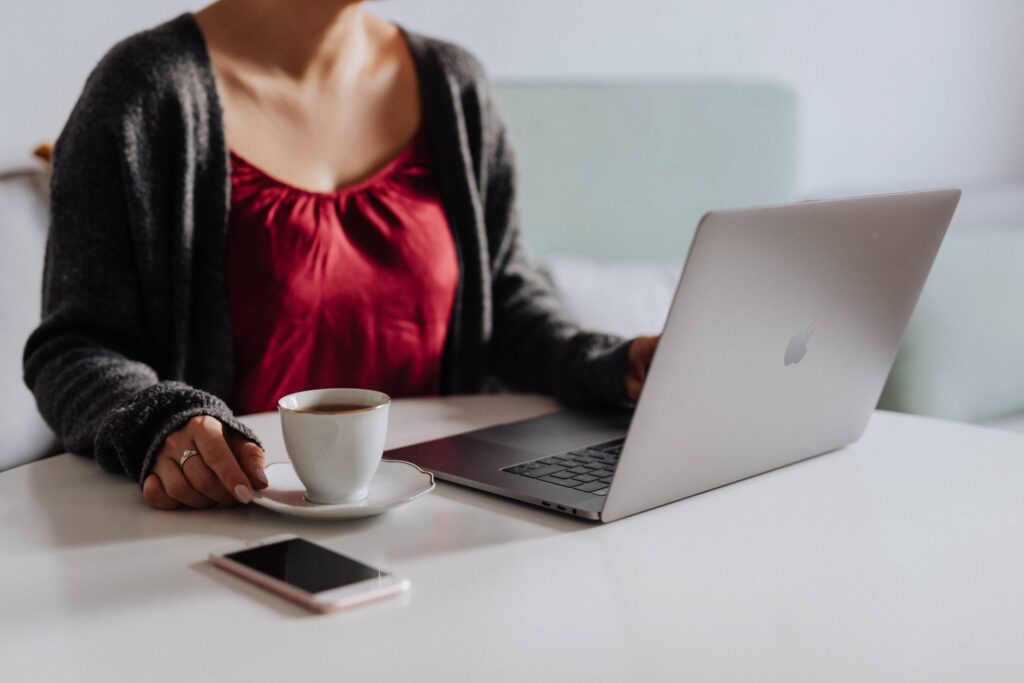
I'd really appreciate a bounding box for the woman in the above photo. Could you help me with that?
[24,0,658,510]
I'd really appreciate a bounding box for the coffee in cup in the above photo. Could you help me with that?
[278,388,391,504]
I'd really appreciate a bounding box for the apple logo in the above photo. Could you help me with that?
[784,321,813,366]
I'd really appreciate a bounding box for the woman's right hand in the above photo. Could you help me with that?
[142,415,268,510]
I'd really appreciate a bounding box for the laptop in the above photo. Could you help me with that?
[386,190,961,522]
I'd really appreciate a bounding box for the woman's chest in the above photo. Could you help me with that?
[217,64,422,194]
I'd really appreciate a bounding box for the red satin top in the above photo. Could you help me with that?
[225,131,458,415]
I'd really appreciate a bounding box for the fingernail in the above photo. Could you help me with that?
[255,468,268,486]
[234,484,253,504]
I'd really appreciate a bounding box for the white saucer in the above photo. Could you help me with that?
[253,460,435,520]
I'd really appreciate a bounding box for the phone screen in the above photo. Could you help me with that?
[225,538,386,594]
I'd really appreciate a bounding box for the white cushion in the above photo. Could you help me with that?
[539,255,679,339]
[0,167,58,470]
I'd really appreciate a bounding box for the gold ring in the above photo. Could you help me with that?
[178,449,200,469]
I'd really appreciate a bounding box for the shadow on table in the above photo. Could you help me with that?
[25,448,591,557]
[23,453,270,547]
[26,392,592,559]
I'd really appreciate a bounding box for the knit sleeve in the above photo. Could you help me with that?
[22,49,259,484]
[479,92,634,407]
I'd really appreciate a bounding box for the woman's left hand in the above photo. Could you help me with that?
[625,335,660,401]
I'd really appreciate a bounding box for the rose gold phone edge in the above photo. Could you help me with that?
[208,537,409,613]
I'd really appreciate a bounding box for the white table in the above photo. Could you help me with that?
[3,395,1024,682]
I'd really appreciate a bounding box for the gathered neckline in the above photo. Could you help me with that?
[229,129,423,200]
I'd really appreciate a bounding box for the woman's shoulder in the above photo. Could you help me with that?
[77,13,209,118]
[401,28,509,151]
[402,29,492,92]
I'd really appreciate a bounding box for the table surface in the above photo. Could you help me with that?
[3,394,1024,682]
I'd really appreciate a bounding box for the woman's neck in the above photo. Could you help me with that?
[195,0,385,81]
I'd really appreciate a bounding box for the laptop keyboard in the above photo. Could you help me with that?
[501,438,624,496]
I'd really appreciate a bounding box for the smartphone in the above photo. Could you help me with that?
[209,534,409,613]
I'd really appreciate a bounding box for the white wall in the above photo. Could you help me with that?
[2,0,1023,194]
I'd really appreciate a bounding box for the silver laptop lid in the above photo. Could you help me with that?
[602,190,960,522]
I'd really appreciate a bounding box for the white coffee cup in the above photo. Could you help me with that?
[278,388,391,504]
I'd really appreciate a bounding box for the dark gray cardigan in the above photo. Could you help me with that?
[23,13,631,484]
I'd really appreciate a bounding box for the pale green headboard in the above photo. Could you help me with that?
[493,81,798,264]
[877,228,1024,423]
